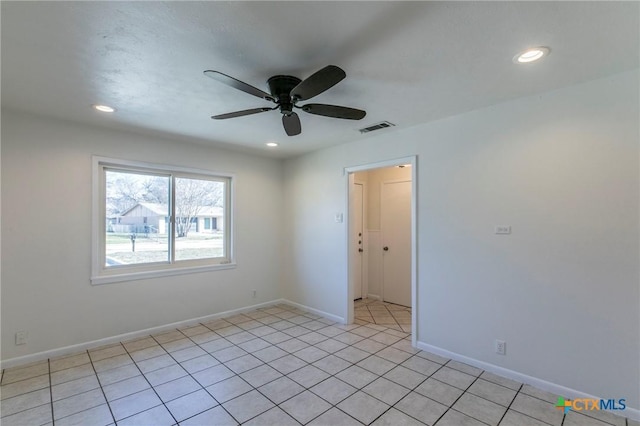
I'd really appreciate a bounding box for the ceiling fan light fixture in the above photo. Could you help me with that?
[93,104,116,113]
[513,47,550,64]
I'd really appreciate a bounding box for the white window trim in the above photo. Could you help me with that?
[91,156,236,285]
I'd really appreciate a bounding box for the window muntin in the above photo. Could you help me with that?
[93,158,234,284]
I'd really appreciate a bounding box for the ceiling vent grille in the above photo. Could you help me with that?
[358,121,395,134]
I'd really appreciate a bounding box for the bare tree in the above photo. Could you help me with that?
[106,171,147,216]
[175,178,224,237]
[107,171,224,238]
[142,176,169,205]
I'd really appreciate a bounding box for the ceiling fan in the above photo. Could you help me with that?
[204,65,366,136]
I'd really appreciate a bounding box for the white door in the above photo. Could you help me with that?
[350,182,364,300]
[381,180,411,307]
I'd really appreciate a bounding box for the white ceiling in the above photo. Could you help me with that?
[2,1,638,158]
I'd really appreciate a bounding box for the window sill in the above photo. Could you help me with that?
[91,262,237,285]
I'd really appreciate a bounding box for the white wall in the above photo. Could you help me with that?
[1,110,284,360]
[283,70,639,408]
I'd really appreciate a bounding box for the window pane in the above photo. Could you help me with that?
[175,177,225,261]
[105,170,170,267]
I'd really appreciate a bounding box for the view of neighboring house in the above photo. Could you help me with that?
[112,202,224,234]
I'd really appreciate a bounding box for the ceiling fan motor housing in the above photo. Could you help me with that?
[267,75,301,116]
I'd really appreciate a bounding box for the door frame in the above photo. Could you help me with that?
[344,156,418,347]
[350,179,367,300]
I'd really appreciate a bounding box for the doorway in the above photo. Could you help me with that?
[345,157,416,342]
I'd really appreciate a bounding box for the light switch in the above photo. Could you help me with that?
[334,213,343,223]
[495,226,511,235]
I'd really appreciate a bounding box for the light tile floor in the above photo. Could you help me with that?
[1,303,635,426]
[354,298,411,333]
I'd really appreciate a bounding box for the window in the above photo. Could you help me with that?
[92,157,234,284]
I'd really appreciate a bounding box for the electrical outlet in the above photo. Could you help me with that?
[15,331,28,345]
[252,290,257,298]
[495,339,506,355]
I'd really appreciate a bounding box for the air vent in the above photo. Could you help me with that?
[358,121,395,134]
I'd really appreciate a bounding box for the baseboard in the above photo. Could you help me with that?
[416,341,639,422]
[366,294,381,301]
[280,299,344,324]
[1,299,285,370]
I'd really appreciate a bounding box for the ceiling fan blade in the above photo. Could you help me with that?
[282,112,301,136]
[212,107,272,120]
[204,70,274,102]
[301,104,366,120]
[290,65,346,101]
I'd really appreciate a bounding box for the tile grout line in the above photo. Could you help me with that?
[495,382,523,425]
[431,373,485,426]
[47,359,55,426]
[85,348,118,426]
[506,385,568,426]
[512,388,585,426]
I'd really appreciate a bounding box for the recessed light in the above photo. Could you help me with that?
[266,142,278,147]
[93,104,115,113]
[513,47,550,64]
